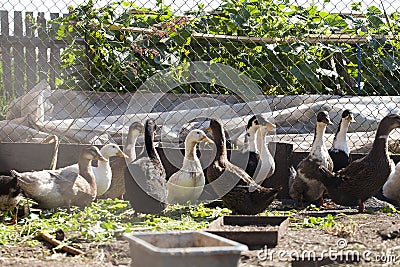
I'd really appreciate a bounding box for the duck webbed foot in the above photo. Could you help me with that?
[4,207,18,225]
[317,196,324,207]
[357,199,366,213]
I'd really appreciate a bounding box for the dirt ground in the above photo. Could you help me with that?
[2,199,400,267]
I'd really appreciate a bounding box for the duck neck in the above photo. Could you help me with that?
[184,139,198,160]
[98,149,111,173]
[248,130,258,153]
[213,128,228,161]
[257,129,271,157]
[78,159,97,195]
[332,119,350,154]
[182,140,200,170]
[311,123,327,154]
[370,127,390,157]
[125,134,139,160]
[145,130,157,159]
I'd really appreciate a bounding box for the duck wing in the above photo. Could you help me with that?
[124,157,167,214]
[222,185,281,215]
[207,162,258,197]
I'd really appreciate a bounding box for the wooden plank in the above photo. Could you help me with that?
[25,12,37,91]
[71,22,396,44]
[13,11,25,97]
[0,10,12,99]
[49,13,60,90]
[37,12,48,81]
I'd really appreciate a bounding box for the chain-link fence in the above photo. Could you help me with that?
[0,0,400,153]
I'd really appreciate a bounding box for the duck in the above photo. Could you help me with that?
[289,111,333,206]
[234,115,276,184]
[167,129,213,204]
[382,162,400,207]
[206,118,281,215]
[0,175,23,224]
[124,119,167,214]
[101,122,144,199]
[12,146,107,211]
[62,144,128,196]
[328,109,356,172]
[319,114,400,212]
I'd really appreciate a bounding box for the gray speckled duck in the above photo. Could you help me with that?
[289,111,333,205]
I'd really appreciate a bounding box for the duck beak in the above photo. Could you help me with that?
[117,150,129,158]
[97,155,108,162]
[264,122,276,131]
[325,118,333,125]
[348,115,356,123]
[201,135,214,144]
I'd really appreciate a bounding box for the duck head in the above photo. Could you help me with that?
[259,121,276,133]
[246,115,260,137]
[128,122,144,136]
[377,114,400,136]
[144,119,157,137]
[207,119,225,141]
[317,111,333,126]
[100,144,128,159]
[81,146,108,162]
[341,109,356,123]
[186,129,214,144]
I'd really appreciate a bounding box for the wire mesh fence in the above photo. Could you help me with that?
[0,0,400,153]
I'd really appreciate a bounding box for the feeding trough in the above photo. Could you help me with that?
[206,215,289,249]
[124,230,248,267]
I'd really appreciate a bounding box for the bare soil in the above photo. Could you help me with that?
[2,199,400,267]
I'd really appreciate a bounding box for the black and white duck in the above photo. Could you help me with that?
[206,118,281,215]
[0,175,23,224]
[167,129,213,204]
[328,109,356,172]
[124,119,167,214]
[13,146,107,211]
[289,111,333,206]
[102,122,144,199]
[238,115,276,184]
[319,114,400,212]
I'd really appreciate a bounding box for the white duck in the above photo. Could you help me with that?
[383,161,400,206]
[62,144,128,196]
[167,129,213,204]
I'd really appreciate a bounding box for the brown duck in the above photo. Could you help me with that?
[206,118,281,215]
[101,121,144,199]
[319,114,400,212]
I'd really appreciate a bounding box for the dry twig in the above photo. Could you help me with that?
[39,231,84,255]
